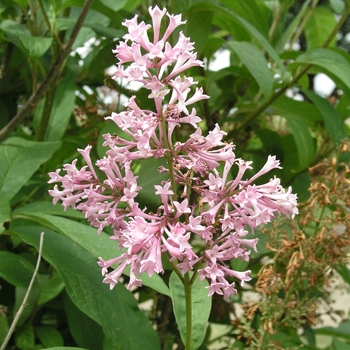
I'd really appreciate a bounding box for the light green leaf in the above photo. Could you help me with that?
[330,0,345,14]
[35,326,64,348]
[19,34,53,57]
[169,272,211,350]
[303,89,347,144]
[227,41,273,99]
[11,210,171,296]
[304,7,337,49]
[296,48,350,93]
[12,227,161,350]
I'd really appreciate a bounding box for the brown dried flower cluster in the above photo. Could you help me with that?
[237,140,350,349]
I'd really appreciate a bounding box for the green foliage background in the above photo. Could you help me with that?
[0,0,349,349]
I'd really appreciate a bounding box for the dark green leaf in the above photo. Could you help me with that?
[63,292,104,350]
[44,348,88,350]
[281,115,315,170]
[227,41,273,99]
[37,271,65,306]
[0,251,35,288]
[302,89,347,144]
[195,2,286,76]
[15,322,35,349]
[185,7,213,56]
[296,48,350,93]
[35,326,64,348]
[0,138,61,201]
[169,272,211,350]
[314,321,350,341]
[0,312,9,344]
[11,211,171,296]
[336,266,350,285]
[275,0,311,53]
[333,337,350,350]
[12,226,160,350]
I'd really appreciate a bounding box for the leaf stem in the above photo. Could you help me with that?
[184,272,193,350]
[0,232,44,350]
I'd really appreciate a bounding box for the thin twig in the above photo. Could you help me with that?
[0,232,45,350]
[0,0,93,142]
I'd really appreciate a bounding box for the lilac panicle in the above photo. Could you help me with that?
[48,6,298,298]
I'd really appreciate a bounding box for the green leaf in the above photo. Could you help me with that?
[99,0,127,12]
[0,312,9,345]
[197,1,285,76]
[63,292,104,350]
[0,251,35,288]
[336,266,350,285]
[11,210,171,296]
[35,326,64,348]
[271,95,323,126]
[12,226,160,350]
[15,322,35,349]
[302,89,347,144]
[227,41,273,99]
[0,138,61,201]
[185,7,213,56]
[133,157,169,211]
[330,0,346,14]
[45,74,77,141]
[0,20,29,53]
[314,321,350,341]
[169,272,211,350]
[37,271,65,306]
[44,348,88,350]
[275,0,311,53]
[296,48,350,93]
[219,0,269,37]
[304,7,337,50]
[282,114,315,170]
[56,18,123,38]
[0,204,10,233]
[287,120,315,171]
[333,338,350,350]
[19,34,53,57]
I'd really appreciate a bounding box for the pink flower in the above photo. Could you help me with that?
[48,6,298,297]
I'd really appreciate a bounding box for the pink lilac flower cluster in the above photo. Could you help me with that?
[48,6,298,299]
